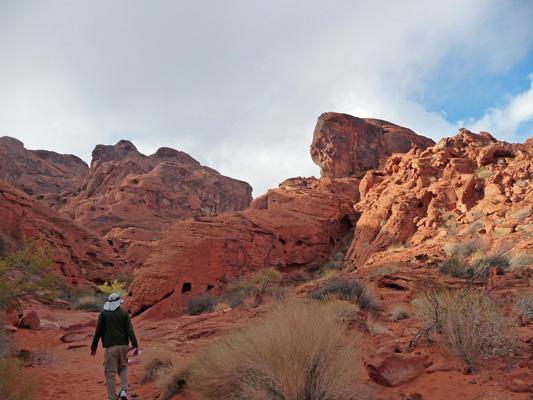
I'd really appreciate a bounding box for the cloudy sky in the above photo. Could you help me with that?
[1,1,533,197]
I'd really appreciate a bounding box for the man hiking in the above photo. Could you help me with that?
[91,293,139,400]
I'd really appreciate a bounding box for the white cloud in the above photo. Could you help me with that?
[467,75,533,140]
[0,1,532,196]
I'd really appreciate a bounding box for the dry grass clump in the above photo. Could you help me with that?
[156,356,193,400]
[366,316,393,336]
[213,302,231,312]
[366,263,399,280]
[324,299,360,324]
[415,287,518,371]
[514,294,533,319]
[389,304,409,322]
[0,323,38,399]
[188,300,373,400]
[311,276,379,311]
[141,347,175,383]
[187,293,219,316]
[509,253,533,270]
[222,267,282,308]
[72,294,106,312]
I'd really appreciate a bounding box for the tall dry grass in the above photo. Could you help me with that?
[188,299,373,400]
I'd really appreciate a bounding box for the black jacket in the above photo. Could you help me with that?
[91,307,138,351]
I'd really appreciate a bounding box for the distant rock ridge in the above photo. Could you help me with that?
[0,136,89,197]
[310,112,435,178]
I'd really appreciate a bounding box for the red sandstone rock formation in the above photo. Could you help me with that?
[0,178,124,286]
[310,113,435,178]
[126,177,360,317]
[57,140,253,249]
[346,128,533,267]
[0,136,88,197]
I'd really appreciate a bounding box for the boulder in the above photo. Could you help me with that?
[505,369,533,393]
[18,310,40,330]
[310,112,435,178]
[365,352,428,386]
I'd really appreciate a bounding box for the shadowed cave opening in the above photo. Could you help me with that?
[181,283,192,293]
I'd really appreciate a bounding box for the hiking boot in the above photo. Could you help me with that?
[119,390,128,400]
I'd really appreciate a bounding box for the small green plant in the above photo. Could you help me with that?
[97,279,128,297]
[311,276,379,311]
[477,166,496,180]
[223,267,282,308]
[187,293,219,316]
[0,238,58,310]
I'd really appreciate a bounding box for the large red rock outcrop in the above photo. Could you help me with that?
[126,177,360,317]
[56,140,253,248]
[0,178,124,285]
[0,136,88,197]
[346,128,533,267]
[310,113,435,178]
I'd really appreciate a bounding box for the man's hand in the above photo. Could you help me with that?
[90,350,96,357]
[132,348,139,356]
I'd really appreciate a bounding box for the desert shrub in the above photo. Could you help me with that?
[366,316,393,336]
[187,293,219,316]
[0,238,58,310]
[141,347,175,383]
[511,207,531,221]
[514,295,533,319]
[477,167,496,180]
[438,257,473,278]
[389,304,409,322]
[366,263,399,280]
[188,300,373,400]
[97,279,128,297]
[509,253,533,270]
[311,276,379,310]
[157,356,192,400]
[0,357,38,400]
[222,267,282,308]
[213,302,231,313]
[414,287,518,371]
[468,221,484,234]
[72,294,107,312]
[443,238,487,259]
[324,300,360,324]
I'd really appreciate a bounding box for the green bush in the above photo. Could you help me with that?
[311,276,379,311]
[187,293,219,316]
[188,300,373,400]
[97,279,128,297]
[0,238,57,310]
[222,267,282,308]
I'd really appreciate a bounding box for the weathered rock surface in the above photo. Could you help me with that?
[127,177,360,317]
[55,140,253,254]
[0,136,88,197]
[18,309,40,330]
[346,128,533,267]
[0,178,124,285]
[365,352,429,386]
[310,113,435,178]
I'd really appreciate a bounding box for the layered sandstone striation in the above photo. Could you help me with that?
[0,136,88,197]
[0,178,124,285]
[127,177,360,317]
[310,112,435,178]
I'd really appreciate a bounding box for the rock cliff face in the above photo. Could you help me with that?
[310,113,435,178]
[0,178,124,286]
[126,177,360,317]
[0,136,88,197]
[56,140,253,247]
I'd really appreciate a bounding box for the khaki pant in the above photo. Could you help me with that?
[103,345,129,400]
